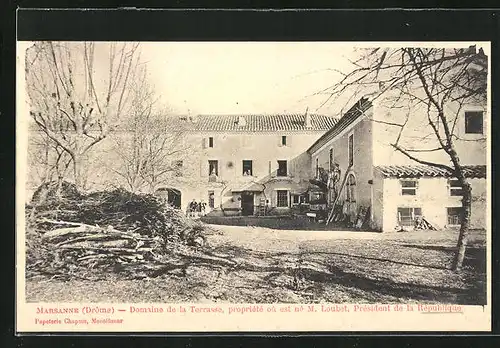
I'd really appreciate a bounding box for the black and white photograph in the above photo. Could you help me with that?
[16,40,490,331]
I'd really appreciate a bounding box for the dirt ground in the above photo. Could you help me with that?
[25,225,487,304]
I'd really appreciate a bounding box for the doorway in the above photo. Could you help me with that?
[155,188,182,209]
[241,192,255,216]
[345,173,357,223]
[168,189,182,209]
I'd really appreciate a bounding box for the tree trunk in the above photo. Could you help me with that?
[452,182,472,271]
[73,154,83,190]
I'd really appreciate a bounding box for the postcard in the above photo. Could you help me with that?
[16,40,491,332]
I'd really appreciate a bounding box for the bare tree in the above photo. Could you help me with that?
[25,41,142,189]
[28,134,72,186]
[319,46,487,271]
[108,69,191,194]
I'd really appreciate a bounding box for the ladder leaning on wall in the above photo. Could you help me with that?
[325,165,352,225]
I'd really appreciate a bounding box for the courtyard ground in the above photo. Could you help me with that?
[25,225,487,304]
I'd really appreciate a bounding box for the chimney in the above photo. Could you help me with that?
[304,107,312,128]
[237,115,247,127]
[186,109,198,123]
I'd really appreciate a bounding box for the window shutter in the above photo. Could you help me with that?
[201,137,206,149]
[269,160,275,177]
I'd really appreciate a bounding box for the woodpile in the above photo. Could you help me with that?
[26,219,164,280]
[414,217,437,230]
[26,183,210,280]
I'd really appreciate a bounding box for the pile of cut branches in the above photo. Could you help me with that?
[26,182,210,280]
[26,219,165,280]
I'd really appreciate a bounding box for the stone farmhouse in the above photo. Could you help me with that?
[26,97,487,232]
[157,113,338,216]
[308,97,487,232]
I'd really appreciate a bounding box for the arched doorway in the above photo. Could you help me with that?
[155,187,182,209]
[345,173,357,224]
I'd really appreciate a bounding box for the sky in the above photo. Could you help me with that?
[19,41,487,118]
[139,42,357,116]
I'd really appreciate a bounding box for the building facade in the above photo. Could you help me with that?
[172,113,338,216]
[308,97,488,232]
[25,113,337,216]
[25,97,487,231]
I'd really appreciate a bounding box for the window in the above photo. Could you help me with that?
[208,160,218,176]
[208,191,215,209]
[348,134,354,167]
[397,207,422,227]
[277,160,288,177]
[447,207,462,225]
[173,160,183,177]
[281,136,287,146]
[242,160,253,176]
[208,137,214,148]
[401,180,417,195]
[329,148,334,170]
[292,194,308,205]
[277,190,288,207]
[448,180,463,196]
[465,111,483,134]
[315,158,319,177]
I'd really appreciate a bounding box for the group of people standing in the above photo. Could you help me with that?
[186,199,207,218]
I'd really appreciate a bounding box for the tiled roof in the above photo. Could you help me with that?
[29,114,337,133]
[375,165,486,179]
[307,97,372,153]
[165,114,338,132]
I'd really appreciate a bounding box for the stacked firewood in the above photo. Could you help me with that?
[414,217,437,230]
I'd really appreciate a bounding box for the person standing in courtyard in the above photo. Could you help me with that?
[200,200,207,216]
[188,199,197,218]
